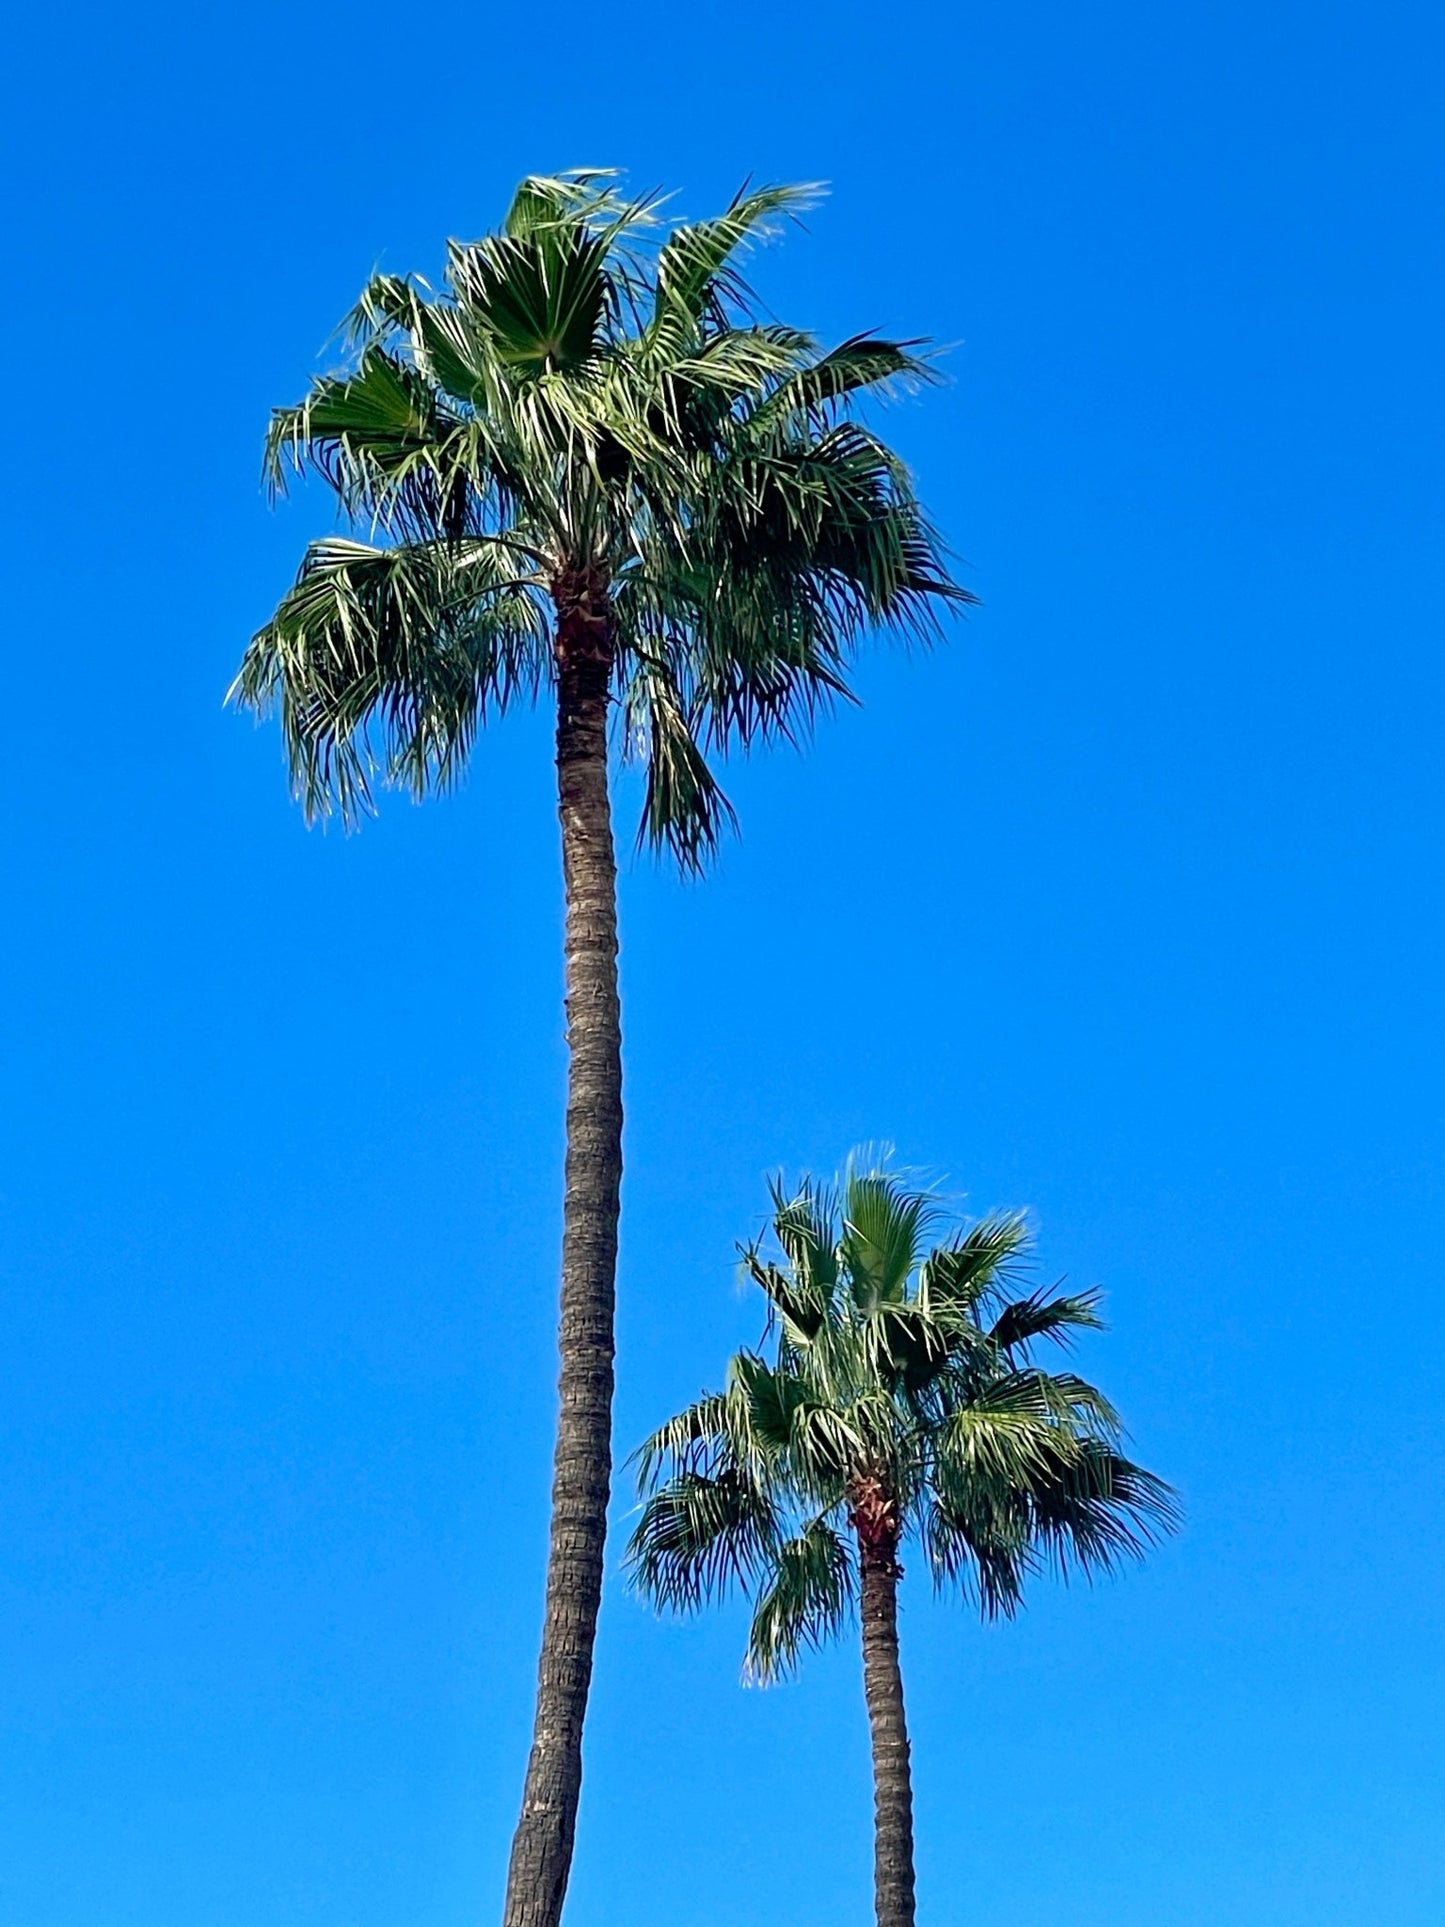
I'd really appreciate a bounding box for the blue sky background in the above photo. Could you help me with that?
[3,2,1443,1922]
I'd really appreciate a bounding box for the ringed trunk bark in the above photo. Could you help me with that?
[859,1541,917,1927]
[502,579,622,1927]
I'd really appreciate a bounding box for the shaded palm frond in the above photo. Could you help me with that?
[741,1250,831,1349]
[728,1351,810,1458]
[746,1518,855,1682]
[989,1285,1105,1357]
[1024,1443,1180,1580]
[621,650,736,873]
[626,1465,781,1615]
[766,1176,841,1301]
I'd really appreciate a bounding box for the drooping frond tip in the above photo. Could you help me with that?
[230,535,549,824]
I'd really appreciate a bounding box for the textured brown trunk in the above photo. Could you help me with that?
[853,1479,916,1927]
[502,570,622,1927]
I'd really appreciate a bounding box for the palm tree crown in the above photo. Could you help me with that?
[630,1160,1176,1678]
[232,172,965,867]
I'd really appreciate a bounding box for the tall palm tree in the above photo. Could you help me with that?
[629,1159,1176,1927]
[231,178,964,1927]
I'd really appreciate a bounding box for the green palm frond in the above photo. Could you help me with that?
[621,650,736,872]
[749,335,936,434]
[989,1285,1105,1356]
[627,1465,780,1615]
[232,536,548,821]
[264,347,452,506]
[647,183,820,354]
[841,1167,938,1308]
[631,1391,732,1488]
[739,1176,842,1349]
[768,1176,841,1298]
[917,1215,1033,1317]
[746,1518,855,1682]
[501,170,653,241]
[1024,1444,1180,1578]
[446,224,612,376]
[729,1351,809,1457]
[921,1493,1031,1617]
[931,1374,1091,1486]
[1023,1368,1123,1436]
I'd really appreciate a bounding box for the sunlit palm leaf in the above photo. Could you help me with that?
[648,184,819,355]
[746,1520,855,1682]
[232,536,547,820]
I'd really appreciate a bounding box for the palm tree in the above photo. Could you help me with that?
[231,178,965,1927]
[628,1159,1176,1927]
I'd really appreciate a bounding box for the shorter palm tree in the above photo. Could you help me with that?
[628,1158,1176,1927]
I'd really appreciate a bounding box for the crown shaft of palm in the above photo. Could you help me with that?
[233,177,965,1927]
[629,1165,1175,1927]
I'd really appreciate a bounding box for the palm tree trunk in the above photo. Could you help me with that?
[859,1543,917,1927]
[503,577,622,1927]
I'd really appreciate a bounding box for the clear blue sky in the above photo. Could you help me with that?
[3,2,1442,1922]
